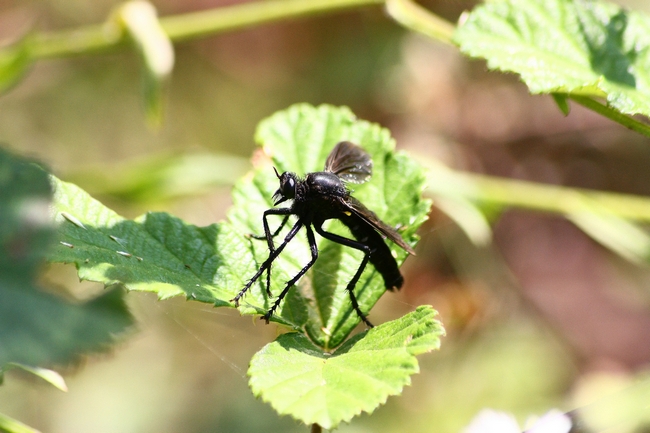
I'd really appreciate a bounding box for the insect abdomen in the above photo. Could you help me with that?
[341,214,404,290]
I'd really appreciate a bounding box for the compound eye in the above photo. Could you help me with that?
[282,177,296,198]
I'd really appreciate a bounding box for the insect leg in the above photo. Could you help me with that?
[252,209,291,296]
[263,224,319,323]
[231,218,303,307]
[250,213,290,240]
[313,223,374,328]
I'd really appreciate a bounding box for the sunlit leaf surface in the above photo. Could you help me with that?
[248,306,444,429]
[454,0,650,117]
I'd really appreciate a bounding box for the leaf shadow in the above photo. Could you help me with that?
[580,9,636,87]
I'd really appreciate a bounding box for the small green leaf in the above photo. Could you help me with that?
[454,0,650,117]
[0,412,40,433]
[116,1,174,126]
[552,93,571,115]
[0,147,133,368]
[248,306,444,429]
[0,40,32,94]
[3,363,67,391]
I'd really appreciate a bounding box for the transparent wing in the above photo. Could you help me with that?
[341,196,415,255]
[324,141,373,184]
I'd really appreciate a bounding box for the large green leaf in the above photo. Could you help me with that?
[51,177,244,307]
[50,104,430,349]
[248,306,444,429]
[231,103,431,348]
[51,172,304,329]
[454,0,650,117]
[0,147,132,368]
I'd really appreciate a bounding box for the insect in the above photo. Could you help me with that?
[231,141,415,327]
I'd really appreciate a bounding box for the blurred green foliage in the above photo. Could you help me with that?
[0,148,132,369]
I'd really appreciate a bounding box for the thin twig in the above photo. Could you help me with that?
[569,95,650,139]
[26,0,383,59]
[426,161,650,222]
[385,0,455,45]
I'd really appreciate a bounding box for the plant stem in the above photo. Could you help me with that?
[385,0,455,45]
[163,0,382,41]
[569,95,650,139]
[27,0,384,59]
[426,161,650,222]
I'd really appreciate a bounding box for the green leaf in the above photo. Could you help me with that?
[1,257,134,369]
[0,150,52,280]
[0,412,40,433]
[231,103,431,349]
[0,40,32,95]
[51,174,299,333]
[0,147,133,368]
[50,176,241,307]
[116,1,174,126]
[3,363,67,391]
[552,93,571,115]
[248,306,444,429]
[454,0,650,117]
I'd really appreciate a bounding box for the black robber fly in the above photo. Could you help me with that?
[231,141,415,327]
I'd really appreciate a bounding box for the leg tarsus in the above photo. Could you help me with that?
[347,286,374,328]
[231,218,302,307]
[313,222,375,327]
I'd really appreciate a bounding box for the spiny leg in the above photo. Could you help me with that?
[313,223,374,328]
[250,210,291,296]
[263,224,319,323]
[250,213,290,241]
[231,219,303,307]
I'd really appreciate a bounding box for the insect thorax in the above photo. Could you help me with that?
[305,172,347,198]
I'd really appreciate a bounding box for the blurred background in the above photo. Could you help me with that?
[1,0,650,431]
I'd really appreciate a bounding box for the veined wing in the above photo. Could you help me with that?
[324,141,372,184]
[341,196,415,255]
